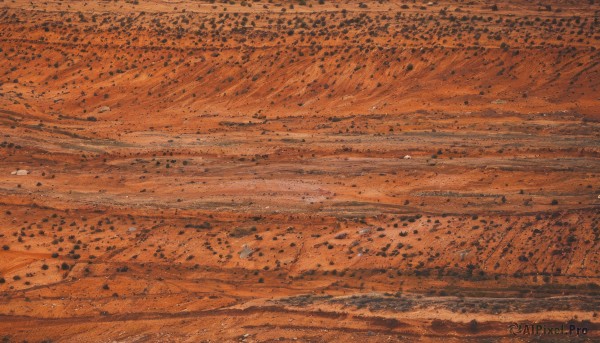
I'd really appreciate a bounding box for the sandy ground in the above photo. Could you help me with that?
[0,0,599,342]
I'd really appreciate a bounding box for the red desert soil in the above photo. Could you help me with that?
[0,0,599,341]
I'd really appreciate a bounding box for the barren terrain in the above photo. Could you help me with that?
[1,0,600,342]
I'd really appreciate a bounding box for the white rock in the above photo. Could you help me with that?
[239,245,253,259]
[403,155,412,159]
[13,169,29,176]
[98,106,111,113]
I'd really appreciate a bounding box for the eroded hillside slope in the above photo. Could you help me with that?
[0,0,599,342]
